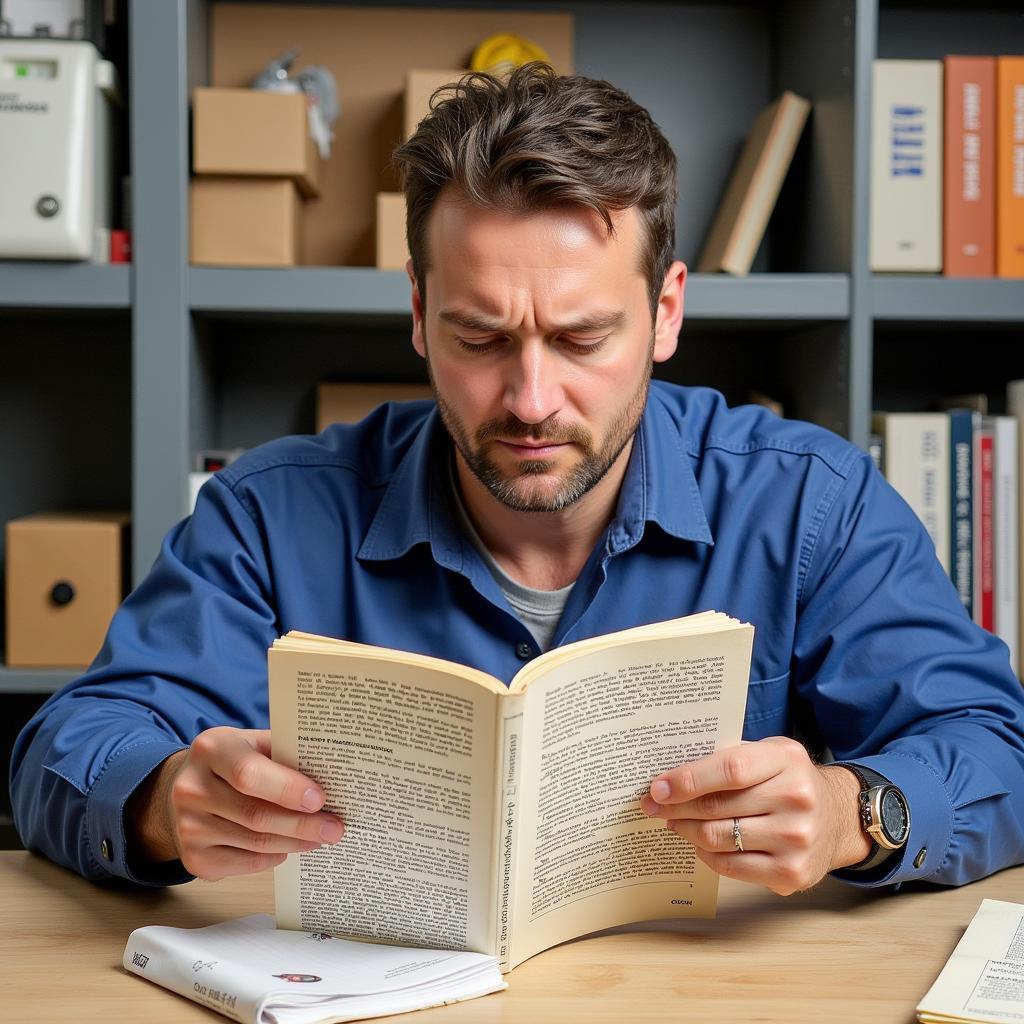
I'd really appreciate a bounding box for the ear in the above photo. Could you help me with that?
[407,258,426,359]
[652,260,686,364]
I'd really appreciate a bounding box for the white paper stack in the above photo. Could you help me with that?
[123,913,506,1023]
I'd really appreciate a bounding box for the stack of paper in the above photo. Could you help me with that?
[917,899,1024,1023]
[123,914,506,1023]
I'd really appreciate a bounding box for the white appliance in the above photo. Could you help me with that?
[0,38,117,260]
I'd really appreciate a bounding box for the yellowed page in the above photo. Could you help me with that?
[269,646,500,956]
[506,623,753,970]
[917,899,1024,1024]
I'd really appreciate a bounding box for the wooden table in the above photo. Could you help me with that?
[5,849,1022,1022]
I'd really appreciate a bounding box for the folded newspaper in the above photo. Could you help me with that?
[122,913,506,1023]
[917,899,1024,1024]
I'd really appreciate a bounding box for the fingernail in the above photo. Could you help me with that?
[320,818,344,843]
[651,779,670,802]
[302,788,323,811]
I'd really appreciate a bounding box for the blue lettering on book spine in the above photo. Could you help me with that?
[891,104,926,177]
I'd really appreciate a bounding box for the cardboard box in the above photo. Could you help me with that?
[404,69,467,141]
[193,87,322,198]
[210,6,574,265]
[376,192,409,271]
[5,511,130,668]
[191,178,302,267]
[317,383,433,432]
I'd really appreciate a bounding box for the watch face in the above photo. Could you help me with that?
[880,788,909,844]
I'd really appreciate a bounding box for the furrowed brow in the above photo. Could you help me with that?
[438,309,626,334]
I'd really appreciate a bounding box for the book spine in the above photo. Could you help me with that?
[492,696,525,974]
[875,413,951,574]
[994,417,1019,673]
[977,427,995,632]
[997,57,1024,278]
[944,56,996,277]
[948,410,975,616]
[1006,381,1024,676]
[871,60,944,272]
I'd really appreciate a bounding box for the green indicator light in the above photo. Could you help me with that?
[16,64,28,77]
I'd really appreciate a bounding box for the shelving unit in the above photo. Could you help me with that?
[0,0,1022,823]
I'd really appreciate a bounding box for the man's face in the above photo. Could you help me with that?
[409,192,680,513]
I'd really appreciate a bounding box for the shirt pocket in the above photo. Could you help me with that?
[742,671,790,740]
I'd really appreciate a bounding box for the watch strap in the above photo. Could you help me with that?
[835,762,903,872]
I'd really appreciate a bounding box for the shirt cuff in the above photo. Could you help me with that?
[85,739,194,887]
[830,752,954,888]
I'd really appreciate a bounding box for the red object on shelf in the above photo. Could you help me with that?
[110,230,132,263]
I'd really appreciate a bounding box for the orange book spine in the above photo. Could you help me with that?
[944,56,996,276]
[997,56,1024,278]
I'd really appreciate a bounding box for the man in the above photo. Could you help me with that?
[11,65,1024,896]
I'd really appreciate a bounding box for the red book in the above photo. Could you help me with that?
[944,56,996,276]
[977,431,995,632]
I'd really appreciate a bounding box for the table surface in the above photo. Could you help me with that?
[5,849,1022,1023]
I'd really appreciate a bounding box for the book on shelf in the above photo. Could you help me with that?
[947,409,978,617]
[123,913,505,1024]
[944,56,996,277]
[872,412,951,574]
[871,59,943,272]
[695,90,810,276]
[988,415,1019,672]
[268,612,754,973]
[996,57,1024,278]
[1006,380,1024,677]
[975,421,995,634]
[916,898,1024,1024]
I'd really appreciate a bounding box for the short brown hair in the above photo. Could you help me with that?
[392,62,678,316]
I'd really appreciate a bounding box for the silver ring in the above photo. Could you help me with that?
[732,817,745,852]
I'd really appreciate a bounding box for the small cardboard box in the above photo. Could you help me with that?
[404,69,467,141]
[5,511,130,668]
[376,192,409,271]
[193,87,322,198]
[317,382,433,432]
[191,178,302,267]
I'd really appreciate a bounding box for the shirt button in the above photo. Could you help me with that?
[100,838,113,861]
[914,847,927,869]
[515,641,533,660]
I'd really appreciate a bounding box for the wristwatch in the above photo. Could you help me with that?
[840,764,911,871]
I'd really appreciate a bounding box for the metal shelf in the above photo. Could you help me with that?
[189,268,850,323]
[872,276,1024,323]
[0,263,131,311]
[0,666,77,695]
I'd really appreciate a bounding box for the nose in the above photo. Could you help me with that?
[502,340,565,426]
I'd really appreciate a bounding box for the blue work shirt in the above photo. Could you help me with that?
[10,382,1024,889]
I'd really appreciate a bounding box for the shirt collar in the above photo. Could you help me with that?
[357,391,713,565]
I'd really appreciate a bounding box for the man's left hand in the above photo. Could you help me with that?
[640,736,874,895]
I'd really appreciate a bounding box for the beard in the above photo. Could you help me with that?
[429,354,653,514]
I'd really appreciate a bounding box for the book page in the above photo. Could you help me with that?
[506,624,752,969]
[917,899,1024,1024]
[269,647,500,956]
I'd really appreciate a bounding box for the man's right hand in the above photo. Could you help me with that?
[127,727,345,880]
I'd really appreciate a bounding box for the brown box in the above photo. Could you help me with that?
[317,383,433,432]
[191,178,302,267]
[193,87,322,198]
[5,511,130,668]
[376,192,409,271]
[211,5,574,266]
[404,69,467,141]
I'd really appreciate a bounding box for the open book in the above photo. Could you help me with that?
[123,913,504,1024]
[269,611,753,972]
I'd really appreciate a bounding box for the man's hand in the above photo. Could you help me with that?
[640,736,873,896]
[128,727,345,880]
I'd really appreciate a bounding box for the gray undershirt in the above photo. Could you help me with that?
[448,459,574,653]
